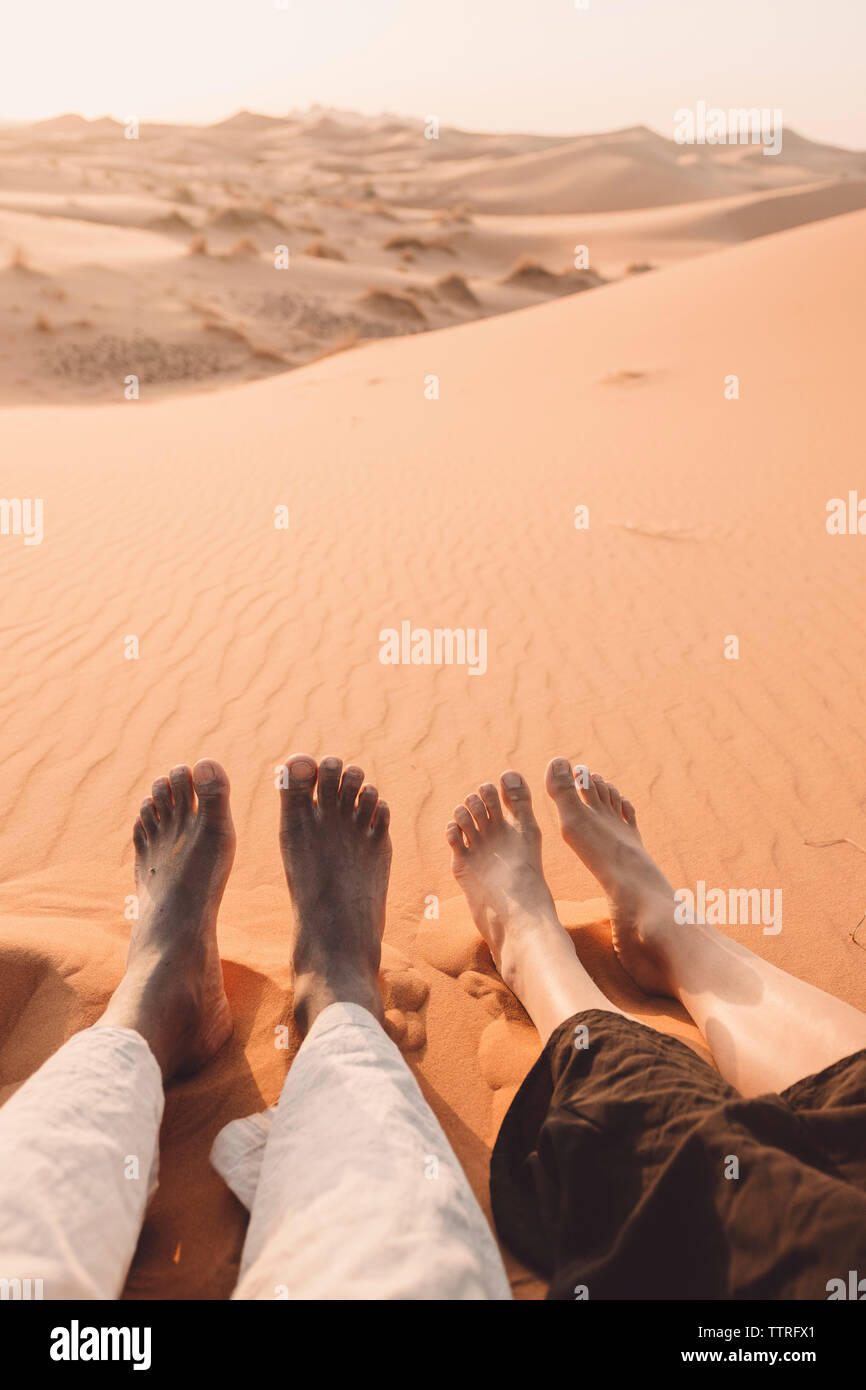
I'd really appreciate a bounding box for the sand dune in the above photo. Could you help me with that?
[1,110,863,403]
[2,206,865,1298]
[393,123,866,214]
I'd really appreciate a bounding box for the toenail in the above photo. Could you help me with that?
[289,757,317,779]
[551,758,571,778]
[502,771,522,789]
[321,757,341,769]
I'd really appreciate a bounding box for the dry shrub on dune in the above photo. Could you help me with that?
[382,233,455,256]
[502,256,606,295]
[359,288,427,324]
[207,204,283,231]
[187,234,209,256]
[303,241,347,261]
[626,261,655,275]
[289,219,325,236]
[222,237,260,260]
[147,211,194,234]
[34,313,54,333]
[434,272,480,306]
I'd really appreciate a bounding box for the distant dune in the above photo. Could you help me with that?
[0,108,863,402]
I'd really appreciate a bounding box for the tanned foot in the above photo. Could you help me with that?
[545,757,677,996]
[278,755,391,1034]
[97,760,235,1080]
[446,771,568,986]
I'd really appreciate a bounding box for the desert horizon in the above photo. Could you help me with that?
[2,105,865,407]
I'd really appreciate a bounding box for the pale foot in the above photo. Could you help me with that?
[278,755,391,1034]
[97,759,235,1080]
[446,771,579,1005]
[545,757,677,996]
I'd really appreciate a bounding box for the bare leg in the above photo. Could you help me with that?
[446,771,628,1043]
[232,754,510,1302]
[278,754,391,1033]
[546,756,866,1096]
[97,758,235,1080]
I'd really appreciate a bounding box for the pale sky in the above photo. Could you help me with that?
[2,0,863,148]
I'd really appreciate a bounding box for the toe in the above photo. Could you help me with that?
[316,756,342,813]
[192,759,231,822]
[591,773,611,808]
[500,770,540,838]
[578,767,601,808]
[169,765,194,818]
[622,798,638,826]
[355,784,378,829]
[478,782,505,828]
[140,799,159,838]
[280,754,318,833]
[607,782,623,815]
[152,776,173,822]
[453,804,479,847]
[371,799,390,839]
[446,821,468,860]
[464,793,489,836]
[545,757,583,816]
[339,764,365,813]
[133,819,148,853]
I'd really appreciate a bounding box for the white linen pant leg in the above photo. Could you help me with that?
[0,1026,163,1299]
[233,1002,511,1300]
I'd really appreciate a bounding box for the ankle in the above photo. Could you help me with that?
[499,911,571,995]
[292,969,385,1036]
[97,969,201,1079]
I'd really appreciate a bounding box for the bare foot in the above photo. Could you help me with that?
[545,757,676,995]
[446,771,565,979]
[278,755,391,1034]
[448,770,633,1040]
[98,760,235,1080]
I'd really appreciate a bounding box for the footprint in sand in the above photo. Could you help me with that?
[600,368,646,384]
[380,941,429,1052]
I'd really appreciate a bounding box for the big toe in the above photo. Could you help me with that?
[545,757,583,820]
[279,754,318,834]
[192,758,231,823]
[500,770,540,839]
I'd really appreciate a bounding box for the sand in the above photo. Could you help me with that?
[1,110,866,1300]
[2,110,864,403]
